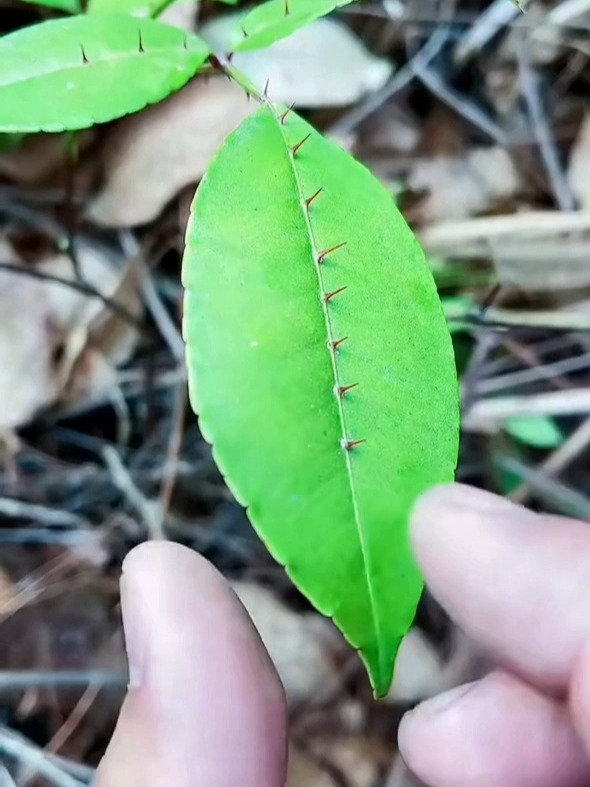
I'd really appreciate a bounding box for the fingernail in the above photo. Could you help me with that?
[398,682,477,757]
[412,681,478,716]
[120,572,147,689]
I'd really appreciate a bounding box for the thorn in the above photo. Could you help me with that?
[241,24,248,38]
[305,187,324,209]
[138,29,145,53]
[227,51,235,63]
[183,35,189,50]
[342,438,366,451]
[280,103,295,124]
[291,133,311,157]
[80,44,89,64]
[324,286,347,303]
[336,383,359,398]
[263,78,270,98]
[330,336,348,352]
[285,0,290,13]
[318,241,347,264]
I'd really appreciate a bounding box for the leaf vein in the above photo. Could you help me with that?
[267,102,385,678]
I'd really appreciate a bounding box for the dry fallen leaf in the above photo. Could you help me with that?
[310,735,391,787]
[232,581,345,703]
[493,238,590,291]
[202,15,392,108]
[88,77,252,227]
[568,113,590,210]
[287,746,334,787]
[407,147,520,224]
[386,756,427,787]
[387,628,445,703]
[0,131,95,185]
[0,233,140,430]
[387,627,485,704]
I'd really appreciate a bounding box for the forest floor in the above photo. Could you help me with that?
[0,0,589,785]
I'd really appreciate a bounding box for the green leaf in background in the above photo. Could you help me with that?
[182,103,459,696]
[441,294,475,334]
[504,416,563,449]
[233,0,355,52]
[19,0,81,12]
[0,15,210,132]
[0,133,26,152]
[87,0,177,17]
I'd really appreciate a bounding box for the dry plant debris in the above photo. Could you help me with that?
[202,15,393,107]
[0,0,590,783]
[88,77,252,227]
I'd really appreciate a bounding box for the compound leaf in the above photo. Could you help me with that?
[182,104,459,697]
[232,0,355,52]
[0,15,210,132]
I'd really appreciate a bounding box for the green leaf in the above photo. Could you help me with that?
[87,0,176,17]
[504,416,563,449]
[233,0,355,52]
[19,0,81,12]
[442,294,475,334]
[182,103,459,697]
[0,15,210,133]
[0,132,26,152]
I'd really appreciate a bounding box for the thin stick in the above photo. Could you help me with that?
[330,27,451,135]
[0,727,84,787]
[420,211,590,250]
[119,231,185,362]
[0,671,126,691]
[517,39,575,210]
[477,350,590,394]
[0,263,141,327]
[102,446,164,540]
[494,455,590,519]
[0,498,89,529]
[511,416,590,503]
[464,388,590,429]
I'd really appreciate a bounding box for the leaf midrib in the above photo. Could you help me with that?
[269,104,385,681]
[0,39,206,90]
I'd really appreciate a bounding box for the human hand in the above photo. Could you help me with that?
[95,484,590,787]
[94,542,287,787]
[399,483,590,787]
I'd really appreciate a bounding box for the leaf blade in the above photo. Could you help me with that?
[182,105,459,696]
[19,0,81,12]
[233,0,354,52]
[0,15,210,132]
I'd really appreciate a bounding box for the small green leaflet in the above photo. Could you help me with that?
[18,0,81,12]
[233,0,355,52]
[182,103,459,696]
[0,15,210,133]
[505,416,563,449]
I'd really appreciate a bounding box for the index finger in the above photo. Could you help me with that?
[410,483,590,693]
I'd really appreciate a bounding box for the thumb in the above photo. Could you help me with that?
[95,542,287,787]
